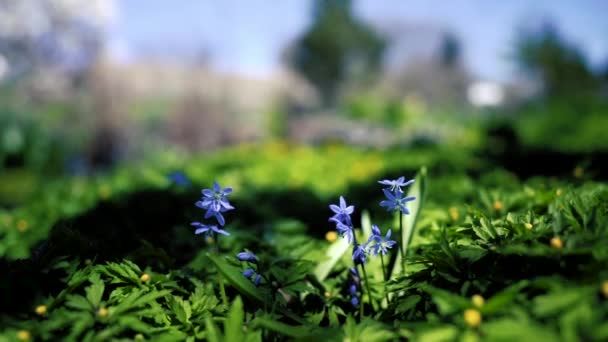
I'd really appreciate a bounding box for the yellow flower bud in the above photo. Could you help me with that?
[573,167,584,179]
[555,189,563,197]
[134,333,145,340]
[524,223,533,230]
[97,307,109,318]
[601,281,608,299]
[449,207,459,221]
[35,304,47,315]
[17,330,31,341]
[492,201,503,211]
[325,231,338,243]
[550,237,563,249]
[471,294,485,308]
[324,291,331,299]
[17,219,29,232]
[140,273,150,283]
[464,308,482,328]
[98,185,111,199]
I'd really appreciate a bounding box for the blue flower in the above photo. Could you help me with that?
[329,196,354,227]
[242,268,255,279]
[378,177,414,193]
[253,274,262,286]
[352,244,367,265]
[191,222,230,237]
[350,295,359,307]
[332,219,354,243]
[380,189,416,214]
[370,224,382,243]
[236,251,259,263]
[168,172,190,186]
[369,229,397,256]
[196,181,234,226]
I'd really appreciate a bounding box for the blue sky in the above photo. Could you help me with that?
[109,0,608,82]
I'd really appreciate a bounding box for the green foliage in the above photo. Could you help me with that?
[2,143,608,341]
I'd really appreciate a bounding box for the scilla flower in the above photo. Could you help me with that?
[236,251,263,286]
[332,219,355,243]
[380,189,416,214]
[191,222,230,237]
[329,196,354,227]
[352,243,368,265]
[236,251,259,263]
[369,229,397,256]
[378,177,414,193]
[196,181,234,226]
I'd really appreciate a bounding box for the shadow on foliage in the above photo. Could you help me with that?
[481,123,608,180]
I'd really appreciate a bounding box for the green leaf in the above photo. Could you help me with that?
[207,254,266,304]
[85,274,105,308]
[225,296,244,342]
[482,318,559,341]
[313,233,350,282]
[205,315,223,342]
[532,288,589,317]
[390,167,427,278]
[482,281,528,314]
[65,295,93,311]
[253,317,327,340]
[423,286,471,315]
[170,296,192,325]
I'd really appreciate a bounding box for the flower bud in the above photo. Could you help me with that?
[471,295,484,308]
[550,237,563,249]
[237,252,259,263]
[242,268,255,279]
[325,231,337,242]
[253,274,262,286]
[97,307,109,318]
[464,308,481,328]
[140,273,150,283]
[35,305,47,315]
[17,330,31,341]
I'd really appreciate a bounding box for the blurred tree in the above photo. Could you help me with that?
[0,0,113,86]
[287,0,386,107]
[515,21,599,98]
[439,32,461,68]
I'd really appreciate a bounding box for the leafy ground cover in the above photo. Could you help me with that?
[1,142,607,341]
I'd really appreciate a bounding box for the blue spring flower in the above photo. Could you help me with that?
[242,268,255,279]
[329,196,354,227]
[237,252,263,286]
[369,229,397,256]
[253,274,262,286]
[196,181,234,226]
[380,188,416,214]
[378,176,414,193]
[168,171,190,186]
[191,222,230,237]
[352,243,367,265]
[236,251,259,263]
[348,267,360,307]
[332,219,355,244]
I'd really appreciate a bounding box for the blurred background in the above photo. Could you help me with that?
[1,0,607,178]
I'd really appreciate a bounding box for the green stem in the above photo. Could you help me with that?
[380,254,390,305]
[360,264,375,313]
[215,240,229,307]
[399,212,406,274]
[218,273,229,307]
